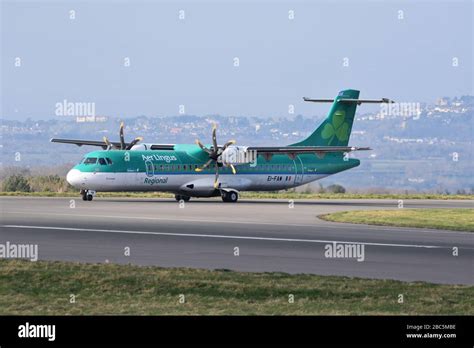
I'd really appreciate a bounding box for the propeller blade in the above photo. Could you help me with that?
[195,158,213,172]
[221,139,236,152]
[125,137,143,150]
[213,163,219,189]
[195,139,213,155]
[229,164,237,175]
[103,136,113,150]
[119,122,125,150]
[211,123,218,153]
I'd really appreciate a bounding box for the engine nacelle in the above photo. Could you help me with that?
[129,143,175,151]
[220,146,256,166]
[129,143,149,151]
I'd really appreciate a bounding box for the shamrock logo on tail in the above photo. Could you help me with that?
[321,110,349,145]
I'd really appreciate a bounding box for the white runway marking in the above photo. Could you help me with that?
[1,224,445,249]
[7,210,319,228]
[5,210,473,235]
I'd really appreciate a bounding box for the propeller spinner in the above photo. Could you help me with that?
[195,123,237,188]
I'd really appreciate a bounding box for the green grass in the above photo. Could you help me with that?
[320,209,474,232]
[0,259,472,315]
[1,191,473,200]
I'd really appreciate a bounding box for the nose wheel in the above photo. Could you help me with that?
[175,194,190,202]
[81,190,94,201]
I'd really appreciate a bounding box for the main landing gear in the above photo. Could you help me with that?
[81,189,95,201]
[221,190,238,203]
[175,194,191,202]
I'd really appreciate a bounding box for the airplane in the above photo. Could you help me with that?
[51,89,393,203]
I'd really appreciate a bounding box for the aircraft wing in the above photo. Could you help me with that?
[50,138,126,148]
[247,146,371,154]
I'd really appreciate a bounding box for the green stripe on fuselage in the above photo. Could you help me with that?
[74,145,359,176]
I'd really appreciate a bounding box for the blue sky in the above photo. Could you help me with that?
[1,0,472,120]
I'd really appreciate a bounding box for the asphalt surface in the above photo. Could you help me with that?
[0,196,473,284]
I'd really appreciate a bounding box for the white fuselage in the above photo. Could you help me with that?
[67,169,329,196]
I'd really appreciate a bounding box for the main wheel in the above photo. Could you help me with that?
[86,194,93,201]
[222,191,238,203]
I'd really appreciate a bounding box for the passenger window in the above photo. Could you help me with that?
[99,158,107,165]
[83,157,97,165]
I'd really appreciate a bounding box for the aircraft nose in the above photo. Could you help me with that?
[66,169,84,187]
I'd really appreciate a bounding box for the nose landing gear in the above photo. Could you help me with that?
[175,194,191,202]
[81,189,95,201]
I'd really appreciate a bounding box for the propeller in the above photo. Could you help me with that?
[119,122,126,149]
[103,136,113,150]
[103,122,143,150]
[126,136,143,150]
[195,123,236,189]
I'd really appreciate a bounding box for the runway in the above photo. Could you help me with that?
[0,196,473,284]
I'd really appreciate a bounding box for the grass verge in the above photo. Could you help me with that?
[0,259,472,315]
[320,209,474,232]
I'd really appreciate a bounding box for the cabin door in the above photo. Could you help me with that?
[294,156,304,185]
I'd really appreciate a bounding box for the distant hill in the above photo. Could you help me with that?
[1,96,472,193]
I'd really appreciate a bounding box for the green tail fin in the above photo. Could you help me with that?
[291,89,360,146]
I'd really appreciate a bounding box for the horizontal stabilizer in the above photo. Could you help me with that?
[303,97,394,104]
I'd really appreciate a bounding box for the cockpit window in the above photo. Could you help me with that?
[98,158,107,165]
[106,158,113,165]
[83,157,97,164]
[79,157,85,164]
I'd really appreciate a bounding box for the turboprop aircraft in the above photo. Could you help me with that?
[51,89,393,202]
